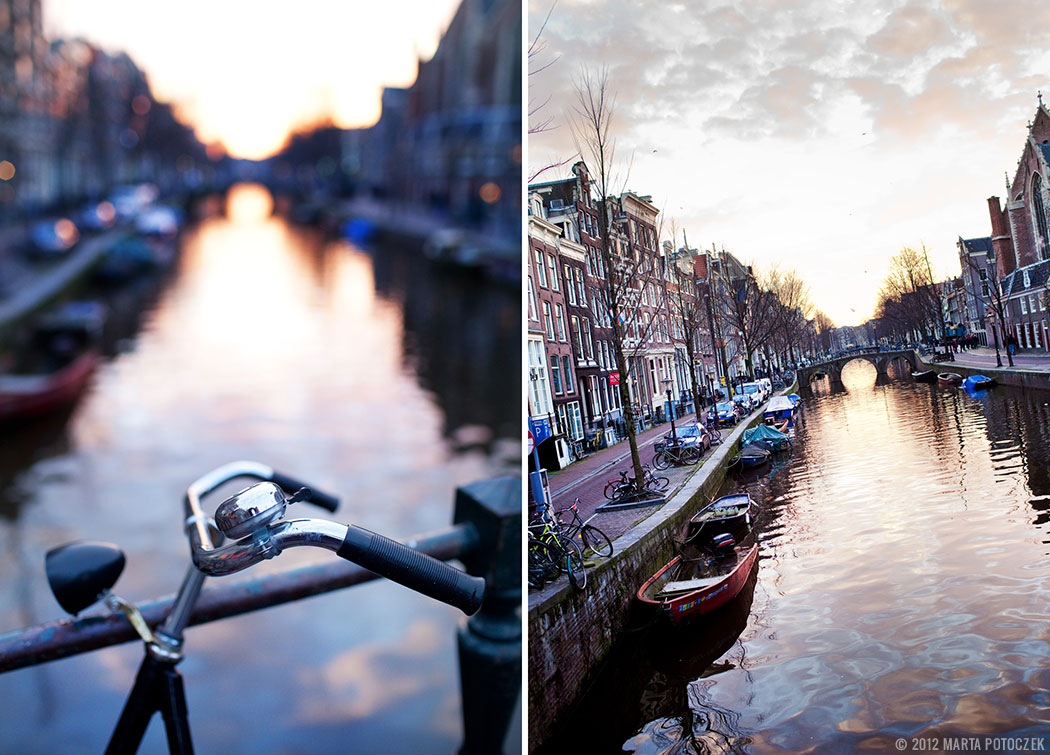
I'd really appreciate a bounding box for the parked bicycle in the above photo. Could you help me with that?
[554,498,613,559]
[602,466,669,502]
[42,461,485,754]
[527,510,586,591]
[652,440,701,469]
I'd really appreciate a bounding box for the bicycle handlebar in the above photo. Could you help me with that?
[179,461,484,616]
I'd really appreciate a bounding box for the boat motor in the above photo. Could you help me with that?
[711,532,736,557]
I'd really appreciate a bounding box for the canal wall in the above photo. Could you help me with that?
[526,387,795,751]
[917,354,1050,392]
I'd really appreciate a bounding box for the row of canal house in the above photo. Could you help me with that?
[528,162,753,473]
[955,98,1050,352]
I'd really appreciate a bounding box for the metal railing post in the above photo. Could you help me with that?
[453,476,521,755]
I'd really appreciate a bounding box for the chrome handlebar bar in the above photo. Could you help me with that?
[178,461,484,618]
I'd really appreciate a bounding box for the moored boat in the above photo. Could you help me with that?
[937,372,963,385]
[962,374,994,390]
[743,424,791,452]
[728,443,771,472]
[637,533,759,625]
[911,369,937,382]
[685,493,754,541]
[763,395,796,429]
[0,350,101,423]
[0,301,104,424]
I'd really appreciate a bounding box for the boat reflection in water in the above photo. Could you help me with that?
[625,562,758,754]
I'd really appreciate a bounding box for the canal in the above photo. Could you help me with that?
[546,359,1050,753]
[0,184,520,753]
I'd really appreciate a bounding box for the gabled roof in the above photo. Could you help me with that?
[960,236,993,255]
[1001,258,1050,297]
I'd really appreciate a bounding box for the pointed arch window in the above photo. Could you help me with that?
[1033,173,1049,255]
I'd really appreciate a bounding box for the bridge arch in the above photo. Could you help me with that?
[798,349,917,387]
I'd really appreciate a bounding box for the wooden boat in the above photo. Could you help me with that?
[911,369,937,382]
[937,372,962,385]
[637,534,760,625]
[728,443,770,472]
[685,493,753,541]
[0,301,104,424]
[0,350,101,423]
[962,374,994,390]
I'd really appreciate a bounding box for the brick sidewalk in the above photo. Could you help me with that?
[541,409,731,544]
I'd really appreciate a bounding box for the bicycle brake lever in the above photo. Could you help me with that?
[106,594,155,645]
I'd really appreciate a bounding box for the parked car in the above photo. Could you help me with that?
[734,382,763,406]
[709,401,740,426]
[24,218,79,257]
[78,201,117,231]
[662,423,710,450]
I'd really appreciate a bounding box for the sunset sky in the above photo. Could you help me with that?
[44,0,462,160]
[528,0,1050,327]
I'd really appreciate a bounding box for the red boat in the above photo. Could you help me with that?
[937,372,962,386]
[637,535,759,625]
[0,350,101,423]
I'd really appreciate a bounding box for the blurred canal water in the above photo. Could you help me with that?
[0,184,520,754]
[547,359,1050,754]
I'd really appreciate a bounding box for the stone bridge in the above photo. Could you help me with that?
[797,349,917,385]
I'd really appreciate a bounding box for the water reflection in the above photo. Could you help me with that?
[0,183,514,753]
[556,359,1050,752]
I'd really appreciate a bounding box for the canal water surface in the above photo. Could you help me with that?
[0,184,519,753]
[551,360,1050,753]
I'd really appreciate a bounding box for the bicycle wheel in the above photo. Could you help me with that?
[651,450,671,470]
[682,446,701,465]
[563,538,587,590]
[528,538,557,590]
[647,473,670,492]
[603,479,621,499]
[708,426,722,444]
[580,524,613,558]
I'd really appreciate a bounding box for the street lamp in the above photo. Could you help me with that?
[663,377,677,445]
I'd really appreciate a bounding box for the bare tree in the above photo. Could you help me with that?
[662,226,709,411]
[961,254,1012,367]
[715,259,782,382]
[570,67,665,496]
[878,245,940,344]
[766,267,813,372]
[528,2,575,183]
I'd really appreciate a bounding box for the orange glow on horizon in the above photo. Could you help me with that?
[43,0,462,162]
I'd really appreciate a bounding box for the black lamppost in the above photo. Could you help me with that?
[663,378,677,445]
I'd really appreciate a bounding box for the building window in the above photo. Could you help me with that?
[555,304,567,341]
[548,254,559,291]
[563,355,574,393]
[1021,296,1028,315]
[534,247,547,287]
[543,301,555,340]
[528,339,552,416]
[550,355,562,394]
[528,277,537,321]
[565,265,576,305]
[1034,173,1049,252]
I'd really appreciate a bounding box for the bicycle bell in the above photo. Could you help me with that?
[214,483,310,540]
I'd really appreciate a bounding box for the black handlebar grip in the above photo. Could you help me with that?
[337,525,485,615]
[270,470,339,512]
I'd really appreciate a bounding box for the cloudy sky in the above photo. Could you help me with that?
[45,1,461,160]
[528,0,1050,327]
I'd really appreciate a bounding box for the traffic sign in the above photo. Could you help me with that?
[528,430,534,454]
